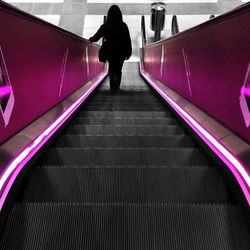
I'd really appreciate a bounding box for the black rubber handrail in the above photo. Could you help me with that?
[141,15,147,46]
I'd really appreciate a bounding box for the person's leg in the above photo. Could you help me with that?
[108,60,115,90]
[115,72,122,89]
[114,59,124,89]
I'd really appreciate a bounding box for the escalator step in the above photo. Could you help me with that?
[79,111,173,119]
[83,105,166,111]
[85,100,163,106]
[91,93,158,97]
[64,125,185,136]
[38,148,210,166]
[22,167,230,203]
[53,135,195,148]
[88,97,162,103]
[1,203,249,250]
[71,117,178,125]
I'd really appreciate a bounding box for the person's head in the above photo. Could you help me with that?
[107,5,123,24]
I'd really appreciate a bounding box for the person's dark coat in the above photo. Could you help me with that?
[89,22,132,61]
[89,5,131,90]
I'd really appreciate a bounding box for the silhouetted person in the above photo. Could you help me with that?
[89,5,132,90]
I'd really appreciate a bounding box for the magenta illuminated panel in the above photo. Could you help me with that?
[143,3,250,142]
[0,2,105,144]
[0,1,106,209]
[0,71,107,210]
[141,3,250,205]
[0,1,107,210]
[140,69,250,205]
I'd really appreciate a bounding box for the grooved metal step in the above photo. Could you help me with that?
[64,125,185,136]
[92,92,159,97]
[38,148,211,166]
[83,105,166,111]
[22,167,230,203]
[53,135,195,148]
[1,203,249,250]
[78,111,173,119]
[88,97,163,102]
[85,100,163,106]
[71,117,179,125]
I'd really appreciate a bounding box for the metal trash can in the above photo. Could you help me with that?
[171,15,179,35]
[150,2,166,32]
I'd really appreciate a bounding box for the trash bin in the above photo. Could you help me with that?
[150,2,166,32]
[171,15,179,35]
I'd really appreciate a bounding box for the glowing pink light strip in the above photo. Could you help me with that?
[241,87,250,96]
[0,86,11,97]
[0,72,107,210]
[140,69,250,205]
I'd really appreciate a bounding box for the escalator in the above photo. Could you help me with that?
[0,63,250,249]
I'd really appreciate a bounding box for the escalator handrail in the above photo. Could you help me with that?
[141,15,147,46]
